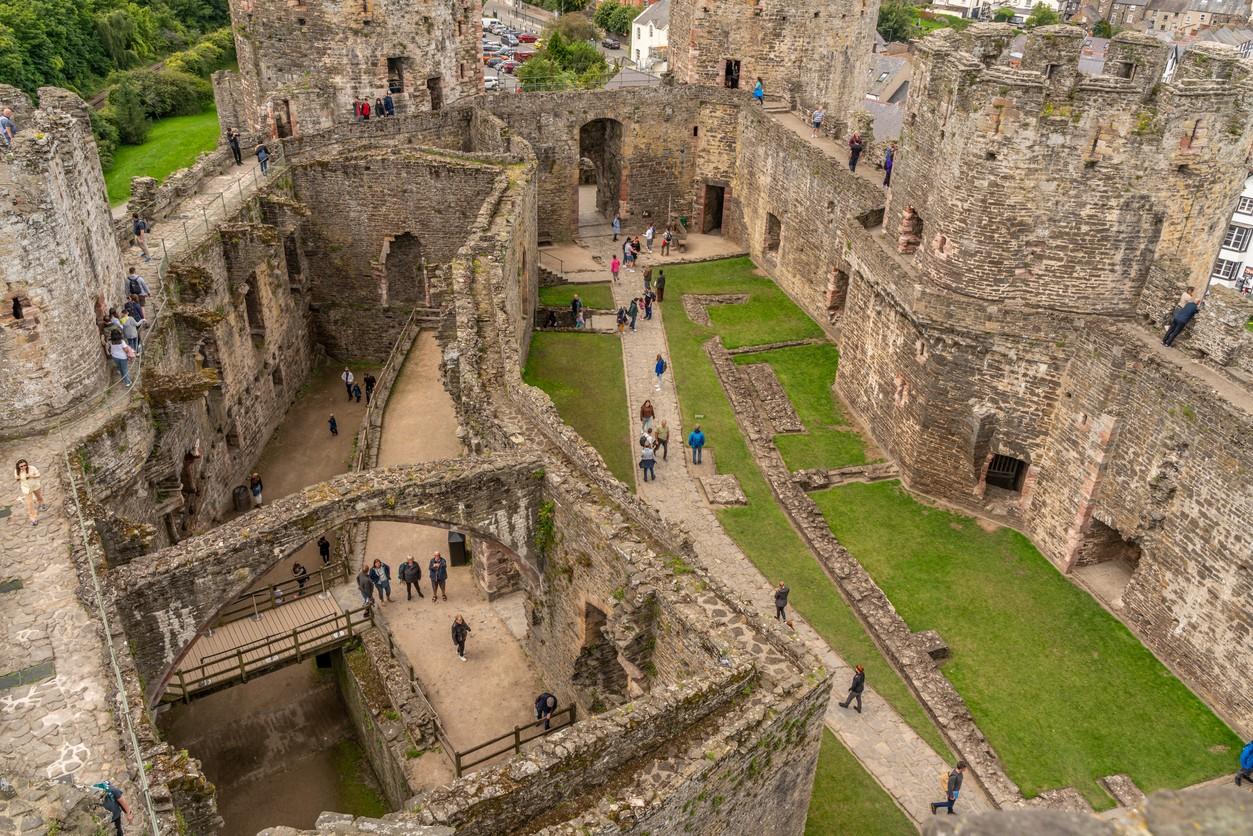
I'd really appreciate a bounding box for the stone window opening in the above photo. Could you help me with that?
[915,339,928,363]
[271,367,284,389]
[1108,60,1136,79]
[724,59,741,89]
[426,76,444,111]
[1044,63,1061,79]
[581,602,608,649]
[194,337,220,372]
[825,267,848,321]
[763,213,782,259]
[387,57,406,93]
[897,206,922,254]
[283,234,302,289]
[985,453,1027,492]
[10,296,24,320]
[692,125,699,137]
[242,278,266,340]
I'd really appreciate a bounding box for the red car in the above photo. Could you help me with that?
[517,32,538,43]
[501,61,519,74]
[516,51,535,62]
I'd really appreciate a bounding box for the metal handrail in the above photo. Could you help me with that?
[538,249,564,276]
[454,704,575,775]
[215,562,348,625]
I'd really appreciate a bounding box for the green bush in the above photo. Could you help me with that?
[130,67,213,118]
[90,109,120,169]
[993,6,1017,21]
[108,76,150,145]
[594,1,635,35]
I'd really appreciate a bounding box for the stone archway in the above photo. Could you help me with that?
[577,118,624,227]
[110,454,545,703]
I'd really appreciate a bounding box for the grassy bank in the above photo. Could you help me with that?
[806,730,915,836]
[105,107,221,205]
[538,282,616,310]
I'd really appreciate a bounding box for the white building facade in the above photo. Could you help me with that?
[1209,172,1253,291]
[631,0,670,74]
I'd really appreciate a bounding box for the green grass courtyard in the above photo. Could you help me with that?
[537,282,616,311]
[104,108,222,205]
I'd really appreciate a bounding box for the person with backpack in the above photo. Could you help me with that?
[535,692,558,730]
[838,665,866,713]
[688,425,706,464]
[256,142,271,174]
[95,781,133,836]
[1237,739,1253,786]
[131,214,152,262]
[616,306,628,335]
[452,614,471,661]
[126,268,151,304]
[930,762,967,815]
[639,441,657,482]
[654,354,666,391]
[429,551,449,601]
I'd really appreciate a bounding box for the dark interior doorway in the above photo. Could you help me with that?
[985,454,1027,492]
[724,59,741,89]
[578,118,624,227]
[764,212,782,258]
[274,99,293,138]
[702,184,725,234]
[387,56,406,93]
[426,76,443,111]
[383,233,423,307]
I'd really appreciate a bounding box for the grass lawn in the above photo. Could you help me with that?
[538,282,616,310]
[523,331,635,490]
[104,108,221,205]
[661,257,951,757]
[806,730,915,836]
[733,343,869,471]
[812,480,1241,807]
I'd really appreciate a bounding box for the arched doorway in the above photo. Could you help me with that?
[381,232,425,307]
[577,118,624,232]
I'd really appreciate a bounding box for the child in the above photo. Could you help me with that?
[328,414,338,436]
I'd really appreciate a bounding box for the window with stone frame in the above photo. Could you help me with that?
[1238,196,1253,215]
[1223,224,1252,252]
[1210,257,1240,281]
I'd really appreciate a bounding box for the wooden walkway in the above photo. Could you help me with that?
[163,594,370,703]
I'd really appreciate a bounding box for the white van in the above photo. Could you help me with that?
[482,18,494,31]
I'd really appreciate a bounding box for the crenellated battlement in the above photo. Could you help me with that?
[885,24,1253,315]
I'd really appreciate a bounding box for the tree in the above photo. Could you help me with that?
[877,0,918,43]
[545,12,598,43]
[608,4,636,35]
[1025,3,1060,26]
[992,6,1017,21]
[593,1,619,31]
[1092,19,1117,38]
[108,75,149,145]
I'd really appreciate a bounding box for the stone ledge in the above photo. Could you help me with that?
[700,474,748,506]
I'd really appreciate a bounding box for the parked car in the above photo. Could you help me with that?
[487,56,507,69]
[484,76,500,91]
[501,33,520,47]
[601,37,621,50]
[483,43,504,54]
[501,61,519,74]
[517,33,538,43]
[489,21,507,34]
[516,50,536,63]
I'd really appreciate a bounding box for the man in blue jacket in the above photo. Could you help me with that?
[1237,739,1253,785]
[429,551,449,602]
[688,425,706,464]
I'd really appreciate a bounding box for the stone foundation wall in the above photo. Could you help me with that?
[120,145,233,247]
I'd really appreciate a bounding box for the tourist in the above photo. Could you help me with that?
[645,223,655,253]
[838,665,865,713]
[131,214,152,262]
[383,93,395,117]
[661,228,672,256]
[774,581,789,621]
[655,420,670,461]
[753,77,764,106]
[375,97,384,120]
[357,565,376,609]
[610,254,621,283]
[360,97,371,121]
[94,780,133,836]
[328,413,338,436]
[616,306,628,335]
[429,551,449,602]
[544,310,558,328]
[318,535,332,566]
[1236,738,1253,785]
[255,142,270,175]
[123,295,144,322]
[1163,297,1200,347]
[227,128,242,165]
[640,441,657,482]
[342,367,355,399]
[644,266,653,292]
[535,692,558,730]
[364,373,377,404]
[14,459,47,527]
[654,354,666,391]
[811,107,825,138]
[623,238,635,269]
[292,562,309,593]
[370,558,393,604]
[452,614,472,661]
[930,762,967,815]
[883,143,895,188]
[126,268,151,304]
[688,424,705,464]
[628,297,638,331]
[571,293,582,322]
[0,107,15,146]
[655,270,666,302]
[249,472,264,507]
[575,309,585,329]
[103,307,123,336]
[640,399,655,432]
[107,332,133,387]
[631,236,642,264]
[399,554,425,600]
[1178,285,1198,308]
[848,131,863,173]
[643,292,653,321]
[120,309,142,354]
[353,97,362,122]
[352,382,362,403]
[612,212,622,242]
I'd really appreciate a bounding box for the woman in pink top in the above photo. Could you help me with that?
[610,255,621,283]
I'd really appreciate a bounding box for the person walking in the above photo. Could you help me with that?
[688,425,706,464]
[126,268,151,305]
[227,128,242,165]
[661,228,672,256]
[931,762,967,815]
[342,367,355,399]
[655,270,666,302]
[249,472,264,507]
[318,535,332,566]
[399,555,425,600]
[364,373,377,404]
[640,399,655,432]
[131,214,152,262]
[753,77,765,105]
[352,382,362,403]
[612,213,621,241]
[356,564,376,609]
[643,292,653,321]
[292,562,309,593]
[15,459,47,527]
[452,614,471,661]
[654,354,666,391]
[383,93,395,116]
[107,332,133,387]
[610,254,621,283]
[838,665,866,713]
[255,142,270,175]
[640,442,657,482]
[369,558,393,605]
[1163,298,1200,347]
[848,131,863,173]
[328,413,338,436]
[645,223,655,253]
[94,780,133,836]
[774,581,789,621]
[120,310,141,354]
[628,297,639,331]
[0,107,15,147]
[655,420,670,461]
[810,107,826,138]
[616,306,628,335]
[429,551,449,602]
[1236,739,1253,786]
[883,143,896,188]
[535,692,558,730]
[571,293,582,323]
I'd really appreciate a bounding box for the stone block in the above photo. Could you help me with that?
[700,475,748,506]
[914,629,949,661]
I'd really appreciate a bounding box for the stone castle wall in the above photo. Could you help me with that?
[0,86,124,434]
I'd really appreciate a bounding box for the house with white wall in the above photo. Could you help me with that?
[1208,172,1253,291]
[631,0,670,73]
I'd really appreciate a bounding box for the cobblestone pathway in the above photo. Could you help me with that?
[606,271,992,822]
[0,155,277,789]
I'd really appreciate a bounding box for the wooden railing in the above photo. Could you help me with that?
[163,606,372,703]
[453,704,575,776]
[214,563,348,626]
[371,615,458,767]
